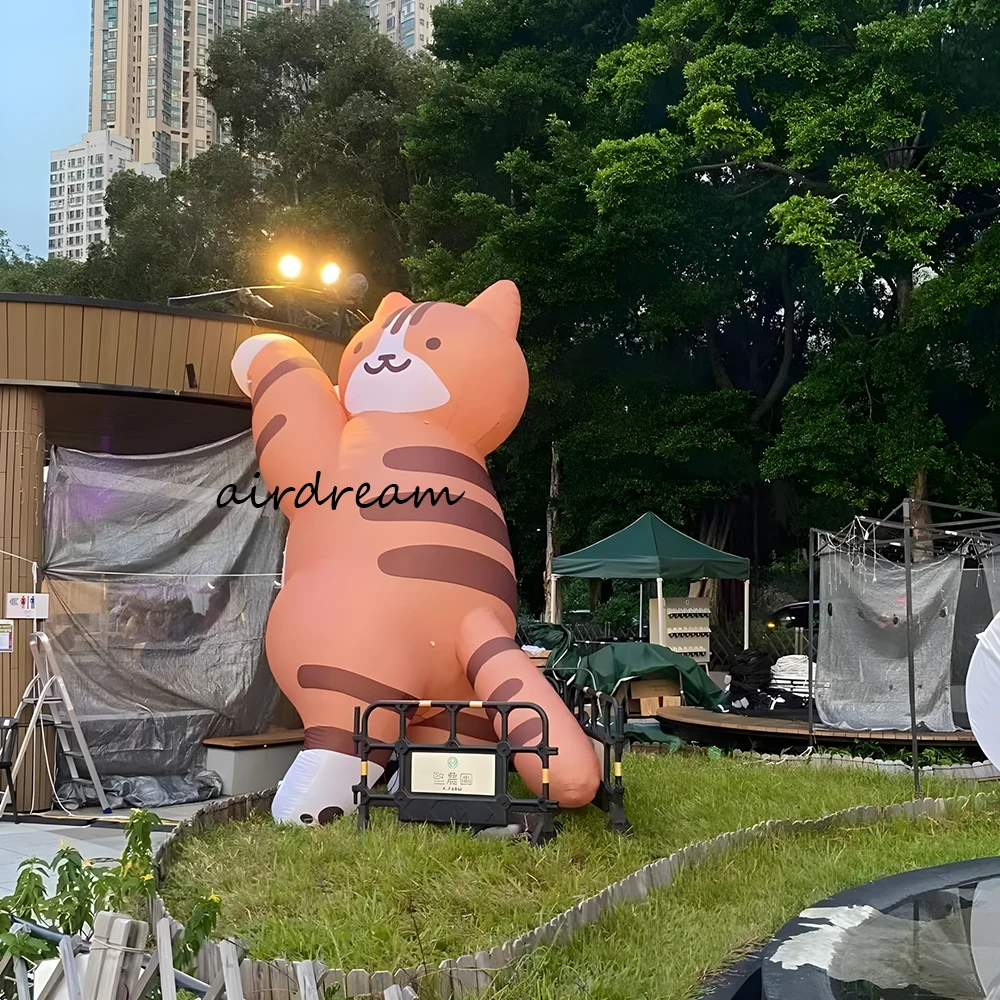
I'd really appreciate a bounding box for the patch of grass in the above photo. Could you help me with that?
[500,810,1000,1000]
[159,753,973,972]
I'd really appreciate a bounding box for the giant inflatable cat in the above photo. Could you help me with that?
[231,280,601,825]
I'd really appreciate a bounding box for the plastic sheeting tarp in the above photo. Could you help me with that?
[981,550,1000,618]
[41,430,287,778]
[816,547,960,732]
[56,770,224,811]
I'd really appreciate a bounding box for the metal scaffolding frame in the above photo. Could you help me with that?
[807,498,1000,796]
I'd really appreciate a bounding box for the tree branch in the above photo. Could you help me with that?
[678,159,831,191]
[750,255,797,423]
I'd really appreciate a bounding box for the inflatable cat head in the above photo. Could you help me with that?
[339,280,528,456]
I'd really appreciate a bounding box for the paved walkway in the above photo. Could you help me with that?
[0,802,202,895]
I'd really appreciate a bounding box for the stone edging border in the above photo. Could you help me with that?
[729,748,1000,781]
[152,786,1000,999]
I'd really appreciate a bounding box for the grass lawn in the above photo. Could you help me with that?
[500,811,1000,1000]
[160,752,978,980]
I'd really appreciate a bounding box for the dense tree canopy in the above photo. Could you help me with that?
[5,0,1000,616]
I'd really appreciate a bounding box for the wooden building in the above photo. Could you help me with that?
[0,293,346,718]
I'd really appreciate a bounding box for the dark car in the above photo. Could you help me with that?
[765,600,819,631]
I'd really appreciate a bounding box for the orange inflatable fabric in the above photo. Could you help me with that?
[231,280,602,826]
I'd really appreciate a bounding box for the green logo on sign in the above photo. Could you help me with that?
[447,756,459,769]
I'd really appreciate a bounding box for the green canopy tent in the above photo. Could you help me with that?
[550,512,752,651]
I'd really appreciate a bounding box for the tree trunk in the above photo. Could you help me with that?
[688,504,736,620]
[543,442,562,622]
[589,579,602,613]
[910,467,934,563]
[894,268,933,563]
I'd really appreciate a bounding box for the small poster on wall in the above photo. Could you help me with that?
[5,593,48,619]
[0,621,12,653]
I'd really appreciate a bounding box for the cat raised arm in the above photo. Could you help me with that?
[232,333,346,518]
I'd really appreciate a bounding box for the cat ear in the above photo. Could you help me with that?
[372,291,414,327]
[467,280,521,338]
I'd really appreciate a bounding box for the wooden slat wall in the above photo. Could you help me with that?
[0,387,45,717]
[0,298,349,720]
[0,300,346,397]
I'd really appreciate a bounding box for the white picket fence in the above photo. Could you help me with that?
[1,908,420,1000]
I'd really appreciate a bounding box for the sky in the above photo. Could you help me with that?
[0,2,91,258]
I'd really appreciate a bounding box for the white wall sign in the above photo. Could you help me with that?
[5,593,48,619]
[409,750,497,797]
[0,621,12,653]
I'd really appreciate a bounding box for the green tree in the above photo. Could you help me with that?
[590,0,1000,524]
[203,1,434,299]
[0,233,80,294]
[70,146,268,303]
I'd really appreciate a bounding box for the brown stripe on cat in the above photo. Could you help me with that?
[508,717,543,746]
[380,307,407,330]
[487,678,523,703]
[408,302,436,325]
[254,414,286,462]
[383,446,496,496]
[389,304,419,335]
[466,635,520,684]
[303,725,356,754]
[409,711,497,743]
[298,664,416,704]
[378,545,517,617]
[360,494,511,549]
[251,356,323,406]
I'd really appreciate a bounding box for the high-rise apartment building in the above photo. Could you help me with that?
[87,0,442,187]
[47,131,141,260]
[89,0,272,177]
[369,0,443,54]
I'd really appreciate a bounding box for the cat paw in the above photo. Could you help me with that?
[231,333,293,397]
[272,749,383,827]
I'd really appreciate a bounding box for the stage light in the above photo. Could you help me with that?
[278,254,303,280]
[321,262,341,285]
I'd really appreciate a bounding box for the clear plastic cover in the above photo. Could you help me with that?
[41,430,287,778]
[816,545,960,732]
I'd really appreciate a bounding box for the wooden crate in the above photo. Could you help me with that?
[626,677,681,716]
[527,650,550,668]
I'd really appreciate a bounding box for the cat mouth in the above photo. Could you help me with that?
[364,355,412,375]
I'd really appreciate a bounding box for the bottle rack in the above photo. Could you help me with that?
[650,597,711,670]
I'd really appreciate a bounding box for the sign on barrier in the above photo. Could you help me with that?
[353,700,560,843]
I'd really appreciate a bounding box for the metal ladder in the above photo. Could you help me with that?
[0,632,111,817]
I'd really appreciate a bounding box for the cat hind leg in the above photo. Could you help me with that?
[456,607,601,809]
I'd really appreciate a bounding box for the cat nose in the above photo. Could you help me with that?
[378,353,396,362]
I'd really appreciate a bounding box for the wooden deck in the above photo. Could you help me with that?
[655,704,980,747]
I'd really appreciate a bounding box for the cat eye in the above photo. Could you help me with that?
[425,338,441,350]
[353,341,364,354]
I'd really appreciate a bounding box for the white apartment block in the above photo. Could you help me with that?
[47,132,134,260]
[369,0,443,54]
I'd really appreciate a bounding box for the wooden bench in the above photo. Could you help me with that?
[202,729,304,795]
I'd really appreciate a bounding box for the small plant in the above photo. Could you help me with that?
[0,809,222,967]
